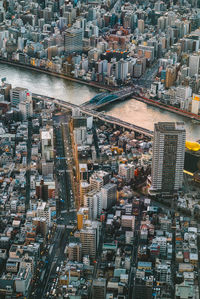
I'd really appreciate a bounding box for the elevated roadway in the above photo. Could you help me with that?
[32,93,153,138]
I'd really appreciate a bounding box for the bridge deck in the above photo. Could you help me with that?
[32,93,153,137]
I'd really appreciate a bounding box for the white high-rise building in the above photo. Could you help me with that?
[189,55,199,77]
[175,85,192,110]
[19,92,33,120]
[151,122,186,195]
[116,59,129,81]
[101,183,117,209]
[84,190,102,220]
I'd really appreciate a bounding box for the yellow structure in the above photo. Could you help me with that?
[77,212,84,230]
[185,141,200,151]
[111,147,123,154]
[77,207,89,230]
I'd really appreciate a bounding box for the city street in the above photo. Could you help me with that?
[32,111,77,298]
[53,112,77,225]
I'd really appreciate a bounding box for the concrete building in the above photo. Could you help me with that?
[121,215,135,231]
[40,127,54,161]
[77,207,89,230]
[41,161,54,176]
[119,163,134,181]
[174,85,192,110]
[90,171,109,191]
[64,27,83,53]
[165,65,177,88]
[101,183,117,209]
[138,19,144,33]
[10,87,27,108]
[189,54,199,77]
[20,254,34,274]
[19,92,33,120]
[84,190,102,220]
[66,243,82,262]
[92,278,106,299]
[36,201,51,226]
[15,267,32,296]
[80,181,91,206]
[73,126,87,145]
[80,228,96,260]
[151,122,186,195]
[191,93,200,114]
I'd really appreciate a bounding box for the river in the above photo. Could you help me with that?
[0,64,199,141]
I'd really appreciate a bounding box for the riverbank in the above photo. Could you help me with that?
[0,58,117,92]
[133,95,200,122]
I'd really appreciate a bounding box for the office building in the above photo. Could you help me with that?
[10,87,27,108]
[138,19,144,33]
[15,267,32,296]
[73,126,87,145]
[90,171,109,191]
[92,278,106,299]
[134,61,143,78]
[84,190,102,220]
[20,254,34,274]
[0,82,12,101]
[119,163,135,181]
[66,243,82,262]
[121,215,135,231]
[175,85,192,110]
[80,228,96,260]
[19,92,33,120]
[189,54,199,77]
[80,181,91,206]
[77,207,89,230]
[64,28,83,53]
[36,201,51,226]
[40,127,54,161]
[116,59,128,81]
[41,160,54,176]
[151,122,186,195]
[165,65,177,88]
[191,94,200,114]
[101,183,117,209]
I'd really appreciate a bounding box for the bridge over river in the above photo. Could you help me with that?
[81,86,141,110]
[33,93,153,138]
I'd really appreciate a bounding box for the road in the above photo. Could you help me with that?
[25,118,32,210]
[32,225,65,299]
[32,111,77,298]
[32,93,153,137]
[53,112,77,225]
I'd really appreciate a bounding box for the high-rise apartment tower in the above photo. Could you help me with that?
[151,122,186,195]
